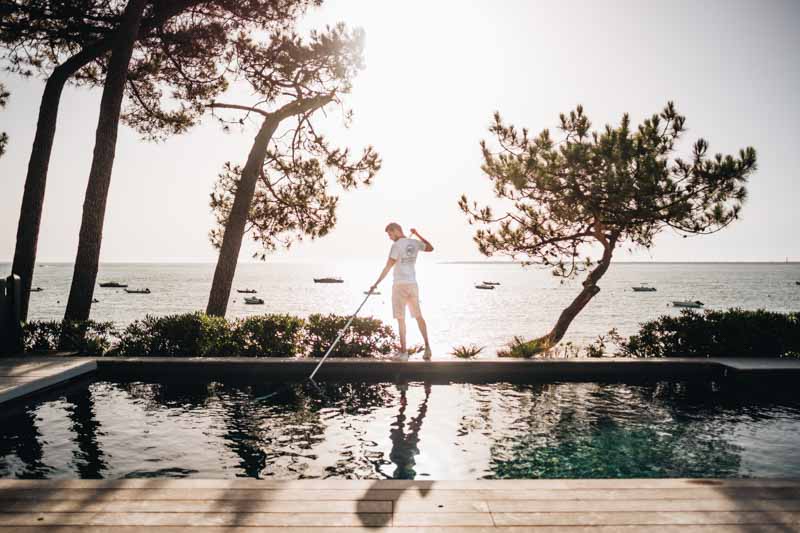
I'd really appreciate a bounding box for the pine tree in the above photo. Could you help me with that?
[0,0,316,319]
[460,103,756,351]
[205,25,380,316]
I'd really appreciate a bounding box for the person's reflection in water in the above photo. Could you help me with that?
[387,381,431,479]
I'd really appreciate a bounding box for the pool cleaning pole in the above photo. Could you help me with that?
[308,290,375,381]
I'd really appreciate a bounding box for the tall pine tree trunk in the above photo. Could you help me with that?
[206,114,280,317]
[10,3,189,321]
[12,53,98,321]
[205,96,333,317]
[540,237,617,347]
[64,0,148,321]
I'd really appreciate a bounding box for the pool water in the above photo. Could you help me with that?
[1,378,798,479]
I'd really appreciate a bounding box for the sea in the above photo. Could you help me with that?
[7,261,800,358]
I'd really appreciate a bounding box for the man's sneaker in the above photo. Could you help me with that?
[423,347,432,361]
[390,351,409,361]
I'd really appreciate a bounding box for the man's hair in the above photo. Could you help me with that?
[385,222,402,233]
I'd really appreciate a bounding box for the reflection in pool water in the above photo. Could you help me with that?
[1,378,799,479]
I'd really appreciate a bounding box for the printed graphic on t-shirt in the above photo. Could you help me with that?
[389,238,425,284]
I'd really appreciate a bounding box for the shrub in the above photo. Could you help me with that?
[498,336,545,358]
[621,308,800,358]
[114,312,240,356]
[22,320,116,355]
[451,344,484,359]
[236,314,304,357]
[304,314,396,358]
[585,328,622,358]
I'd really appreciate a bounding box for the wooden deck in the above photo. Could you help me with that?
[0,357,96,405]
[0,479,798,531]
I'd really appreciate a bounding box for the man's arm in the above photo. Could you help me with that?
[410,228,434,252]
[370,257,396,291]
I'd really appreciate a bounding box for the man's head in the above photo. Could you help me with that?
[385,222,404,241]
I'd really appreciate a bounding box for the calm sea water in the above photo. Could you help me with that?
[1,377,798,479]
[7,261,800,356]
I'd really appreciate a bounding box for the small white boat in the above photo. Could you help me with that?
[475,284,495,290]
[314,277,343,283]
[125,288,151,294]
[672,300,704,309]
[632,285,657,292]
[244,296,264,305]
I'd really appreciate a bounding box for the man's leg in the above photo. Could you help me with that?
[397,317,407,353]
[416,316,431,352]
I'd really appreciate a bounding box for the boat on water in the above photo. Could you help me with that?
[314,277,343,283]
[673,300,704,309]
[632,284,657,292]
[482,281,501,286]
[364,290,382,295]
[28,287,44,292]
[92,298,100,303]
[125,288,151,294]
[237,289,257,294]
[99,281,128,288]
[475,284,495,290]
[244,296,264,305]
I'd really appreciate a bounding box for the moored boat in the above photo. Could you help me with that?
[237,289,257,294]
[475,284,495,290]
[314,277,343,283]
[672,300,703,309]
[99,281,128,288]
[482,281,501,286]
[632,285,657,292]
[244,296,264,305]
[28,287,44,292]
[124,288,151,294]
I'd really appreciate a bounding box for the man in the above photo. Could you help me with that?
[369,223,433,361]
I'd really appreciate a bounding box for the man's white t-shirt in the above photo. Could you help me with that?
[389,238,426,285]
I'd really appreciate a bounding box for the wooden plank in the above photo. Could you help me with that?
[488,499,800,512]
[0,499,392,514]
[2,478,798,490]
[492,511,800,526]
[0,512,394,527]
[3,487,799,502]
[0,358,96,404]
[0,526,795,533]
[0,359,83,376]
[391,513,495,527]
[392,500,489,513]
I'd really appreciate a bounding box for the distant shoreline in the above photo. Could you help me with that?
[1,260,798,266]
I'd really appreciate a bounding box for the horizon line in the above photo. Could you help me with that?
[1,260,798,265]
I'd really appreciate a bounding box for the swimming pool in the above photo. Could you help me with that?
[1,376,798,479]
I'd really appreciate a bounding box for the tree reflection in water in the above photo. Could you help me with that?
[0,404,47,478]
[2,378,799,479]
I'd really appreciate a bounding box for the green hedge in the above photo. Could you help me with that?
[305,314,396,358]
[621,308,800,358]
[21,312,394,358]
[22,320,115,356]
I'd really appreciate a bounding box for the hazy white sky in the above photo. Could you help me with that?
[1,0,798,263]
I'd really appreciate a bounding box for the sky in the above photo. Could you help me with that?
[1,0,798,264]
